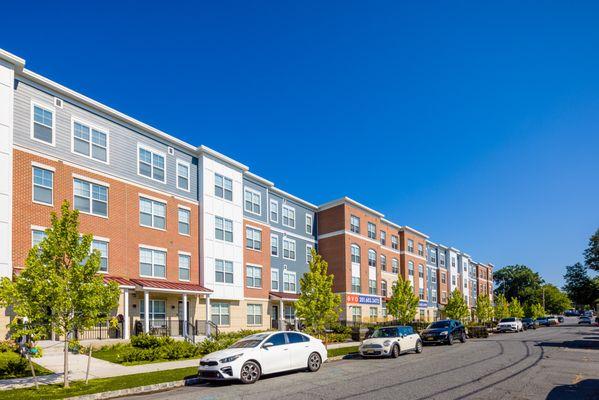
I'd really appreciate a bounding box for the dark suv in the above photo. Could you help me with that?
[522,318,537,330]
[421,319,466,345]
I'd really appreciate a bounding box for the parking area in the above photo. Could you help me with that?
[132,319,599,400]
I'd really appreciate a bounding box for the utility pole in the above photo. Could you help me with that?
[542,286,545,310]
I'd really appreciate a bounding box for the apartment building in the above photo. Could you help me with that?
[425,241,439,321]
[399,227,433,320]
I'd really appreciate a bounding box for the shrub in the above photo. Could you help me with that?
[131,334,174,349]
[0,340,17,353]
[163,341,202,360]
[0,356,28,378]
[467,326,489,338]
[121,347,162,363]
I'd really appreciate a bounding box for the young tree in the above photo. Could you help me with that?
[296,249,341,336]
[444,289,469,322]
[537,284,572,315]
[386,276,419,324]
[584,228,599,271]
[494,294,509,321]
[508,298,525,318]
[526,303,546,319]
[475,294,494,324]
[0,201,120,387]
[563,263,597,308]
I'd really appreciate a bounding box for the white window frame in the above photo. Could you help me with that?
[271,234,279,257]
[211,302,230,326]
[392,258,399,274]
[246,264,262,288]
[245,226,262,251]
[247,304,263,326]
[305,214,313,235]
[391,235,398,250]
[73,178,109,218]
[178,252,191,281]
[178,207,191,236]
[270,199,279,222]
[407,239,414,253]
[367,222,376,239]
[214,173,233,201]
[139,197,166,230]
[350,215,360,233]
[32,166,54,206]
[306,244,313,264]
[282,204,296,229]
[137,144,166,183]
[30,101,55,146]
[31,228,47,247]
[215,259,234,284]
[215,216,234,242]
[139,247,167,279]
[283,237,296,261]
[71,117,110,164]
[351,244,361,264]
[244,188,262,216]
[92,239,109,273]
[176,160,191,192]
[271,268,280,291]
[283,270,297,293]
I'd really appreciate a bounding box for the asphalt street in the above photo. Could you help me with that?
[131,318,599,400]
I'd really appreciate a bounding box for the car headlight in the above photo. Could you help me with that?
[439,331,448,336]
[383,340,391,346]
[219,354,243,364]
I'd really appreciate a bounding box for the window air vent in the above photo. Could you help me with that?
[54,98,63,108]
[168,147,175,155]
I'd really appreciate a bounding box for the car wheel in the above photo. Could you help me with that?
[415,340,423,353]
[460,332,466,343]
[308,352,322,372]
[239,361,261,384]
[391,344,400,358]
[447,335,453,345]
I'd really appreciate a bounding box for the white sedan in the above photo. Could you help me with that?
[198,331,327,384]
[359,325,423,358]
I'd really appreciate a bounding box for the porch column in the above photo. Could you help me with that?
[144,290,150,333]
[182,293,188,337]
[294,307,298,330]
[123,289,130,339]
[279,299,284,331]
[205,294,211,336]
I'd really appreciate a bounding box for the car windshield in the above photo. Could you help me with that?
[428,321,449,329]
[372,327,398,338]
[536,317,547,320]
[228,333,271,349]
[523,318,532,322]
[500,318,515,323]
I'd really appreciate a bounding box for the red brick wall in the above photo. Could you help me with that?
[243,219,271,299]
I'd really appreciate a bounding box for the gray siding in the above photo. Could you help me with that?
[13,80,198,200]
[242,177,268,223]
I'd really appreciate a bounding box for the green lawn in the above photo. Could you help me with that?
[327,346,359,358]
[0,352,53,380]
[91,346,201,366]
[2,366,198,400]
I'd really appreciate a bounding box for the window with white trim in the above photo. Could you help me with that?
[211,303,230,325]
[305,214,313,235]
[441,272,446,283]
[92,240,109,272]
[452,275,456,285]
[380,230,386,246]
[246,265,262,288]
[282,205,295,228]
[392,258,399,274]
[367,222,376,239]
[408,261,414,276]
[283,238,296,260]
[419,287,424,300]
[407,239,414,253]
[139,197,166,229]
[74,178,108,217]
[270,199,278,222]
[369,278,377,295]
[418,243,424,256]
[418,264,424,278]
[245,227,262,250]
[32,167,53,205]
[369,307,378,321]
[350,215,360,233]
[368,249,376,267]
[271,268,279,291]
[350,306,361,322]
[391,235,398,250]
[214,174,233,201]
[215,216,233,242]
[271,234,279,256]
[178,254,191,281]
[432,289,437,303]
[73,121,108,162]
[431,272,437,283]
[283,270,297,292]
[351,244,361,264]
[139,247,166,278]
[380,254,387,271]
[32,229,47,247]
[215,259,234,284]
[244,188,261,215]
[176,161,190,191]
[247,304,262,326]
[138,146,165,182]
[306,244,313,264]
[178,208,190,235]
[32,104,54,144]
[381,280,388,297]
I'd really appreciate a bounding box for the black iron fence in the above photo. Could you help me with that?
[195,320,219,338]
[74,320,124,340]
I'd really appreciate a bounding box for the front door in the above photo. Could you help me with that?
[271,305,279,329]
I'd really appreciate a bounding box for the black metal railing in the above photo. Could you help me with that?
[74,321,123,340]
[195,320,219,338]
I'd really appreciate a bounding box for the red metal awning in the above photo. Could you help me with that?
[269,291,300,301]
[103,275,136,288]
[131,278,212,294]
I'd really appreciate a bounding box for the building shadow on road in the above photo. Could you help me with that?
[537,330,599,350]
[546,379,599,399]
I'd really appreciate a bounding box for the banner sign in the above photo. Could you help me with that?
[418,300,428,308]
[347,294,381,305]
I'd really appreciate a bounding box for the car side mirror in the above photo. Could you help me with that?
[262,342,274,349]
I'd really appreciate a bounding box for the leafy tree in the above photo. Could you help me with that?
[494,294,509,321]
[386,276,419,324]
[508,298,525,318]
[584,228,599,271]
[296,249,341,335]
[537,284,572,315]
[526,302,546,319]
[563,263,598,308]
[493,265,543,305]
[444,289,470,322]
[475,294,494,324]
[0,201,120,387]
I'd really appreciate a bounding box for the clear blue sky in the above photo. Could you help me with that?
[4,1,598,286]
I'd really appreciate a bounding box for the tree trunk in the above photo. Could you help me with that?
[63,334,69,388]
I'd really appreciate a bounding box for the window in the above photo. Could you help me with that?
[351,276,361,293]
[215,174,233,201]
[382,301,387,318]
[287,332,308,343]
[381,280,388,297]
[271,269,279,291]
[432,289,437,303]
[408,261,414,276]
[270,199,278,222]
[215,217,233,242]
[246,265,262,288]
[282,205,296,228]
[138,146,165,182]
[271,234,279,256]
[283,238,296,260]
[283,270,296,292]
[351,244,361,263]
[441,272,446,284]
[407,239,414,253]
[244,188,261,215]
[92,240,109,272]
[269,332,287,346]
[370,307,378,321]
[178,208,190,235]
[430,249,437,263]
[418,264,424,278]
[380,231,386,246]
[306,244,313,264]
[32,167,53,205]
[419,288,424,300]
[441,292,447,302]
[369,279,377,295]
[367,222,376,239]
[350,215,360,233]
[211,303,230,325]
[215,259,234,283]
[140,299,166,325]
[305,214,313,235]
[74,178,108,217]
[452,275,456,285]
[245,227,262,250]
[418,243,424,256]
[247,304,262,326]
[32,229,47,247]
[391,235,398,250]
[139,197,166,229]
[380,254,387,271]
[139,248,166,278]
[440,254,446,266]
[368,249,376,267]
[350,306,361,322]
[451,257,456,267]
[284,305,295,323]
[73,120,108,162]
[392,258,399,274]
[176,161,190,191]
[32,104,54,144]
[431,272,437,283]
[178,254,191,281]
[420,309,425,320]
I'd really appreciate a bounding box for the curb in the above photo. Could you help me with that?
[64,376,201,400]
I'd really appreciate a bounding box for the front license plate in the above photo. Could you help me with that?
[425,337,433,341]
